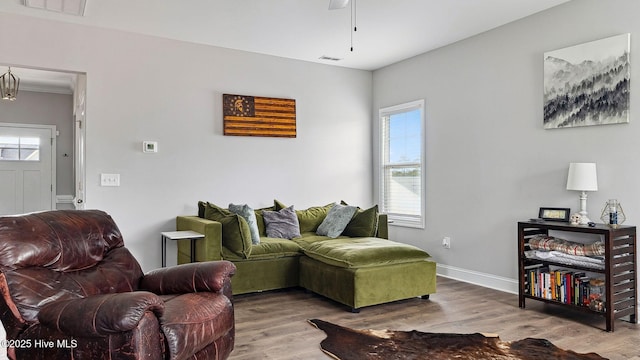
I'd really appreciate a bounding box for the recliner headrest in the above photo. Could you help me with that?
[0,210,125,271]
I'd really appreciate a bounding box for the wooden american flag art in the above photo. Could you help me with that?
[223,94,296,138]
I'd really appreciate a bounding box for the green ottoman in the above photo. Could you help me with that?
[299,237,436,311]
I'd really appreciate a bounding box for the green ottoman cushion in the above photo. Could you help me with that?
[302,237,431,268]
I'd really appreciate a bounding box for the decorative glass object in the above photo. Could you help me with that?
[600,199,626,227]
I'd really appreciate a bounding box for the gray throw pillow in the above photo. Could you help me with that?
[316,203,358,238]
[229,203,261,245]
[262,206,301,239]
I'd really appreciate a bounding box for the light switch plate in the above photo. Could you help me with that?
[100,173,120,187]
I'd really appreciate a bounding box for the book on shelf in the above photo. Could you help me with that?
[523,264,544,296]
[523,266,604,311]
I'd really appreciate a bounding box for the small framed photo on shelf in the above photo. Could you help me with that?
[538,207,571,222]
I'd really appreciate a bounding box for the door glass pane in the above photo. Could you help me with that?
[0,136,40,161]
[20,137,40,161]
[0,136,19,160]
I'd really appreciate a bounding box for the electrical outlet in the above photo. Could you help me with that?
[442,237,451,249]
[100,173,120,187]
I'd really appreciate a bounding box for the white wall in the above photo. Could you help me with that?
[0,13,373,271]
[373,0,640,292]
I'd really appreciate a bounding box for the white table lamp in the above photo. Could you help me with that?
[566,163,598,225]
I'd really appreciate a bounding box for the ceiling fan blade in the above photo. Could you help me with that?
[328,0,350,10]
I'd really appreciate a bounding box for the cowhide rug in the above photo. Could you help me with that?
[308,319,607,360]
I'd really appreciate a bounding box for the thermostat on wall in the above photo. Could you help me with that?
[143,141,158,153]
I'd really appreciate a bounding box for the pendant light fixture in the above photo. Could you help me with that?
[0,67,20,101]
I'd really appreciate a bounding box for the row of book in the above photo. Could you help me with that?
[524,263,605,311]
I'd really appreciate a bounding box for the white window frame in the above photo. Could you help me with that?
[379,99,425,228]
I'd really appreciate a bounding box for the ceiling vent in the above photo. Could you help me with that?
[24,0,87,16]
[319,56,342,62]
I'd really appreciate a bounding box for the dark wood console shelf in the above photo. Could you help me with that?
[518,221,637,332]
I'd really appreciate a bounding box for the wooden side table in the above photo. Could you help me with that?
[161,230,205,267]
[518,220,637,331]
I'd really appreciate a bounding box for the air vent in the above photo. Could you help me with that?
[319,55,342,62]
[24,0,87,16]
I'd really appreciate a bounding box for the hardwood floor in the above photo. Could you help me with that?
[230,276,640,359]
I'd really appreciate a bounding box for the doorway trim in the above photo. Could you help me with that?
[74,74,87,209]
[0,65,87,211]
[0,122,56,212]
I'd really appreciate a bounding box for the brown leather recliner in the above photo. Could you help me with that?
[0,210,236,360]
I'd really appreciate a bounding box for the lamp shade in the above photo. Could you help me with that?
[566,163,598,191]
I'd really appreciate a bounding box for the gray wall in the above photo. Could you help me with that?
[373,0,640,291]
[0,91,74,198]
[0,12,373,271]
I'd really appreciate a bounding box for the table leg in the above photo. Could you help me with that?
[190,238,196,263]
[162,235,167,267]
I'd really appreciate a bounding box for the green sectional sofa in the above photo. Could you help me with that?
[176,201,436,311]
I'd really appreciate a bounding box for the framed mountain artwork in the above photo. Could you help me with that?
[543,33,630,129]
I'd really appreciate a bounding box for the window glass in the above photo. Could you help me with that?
[379,100,425,228]
[389,110,421,163]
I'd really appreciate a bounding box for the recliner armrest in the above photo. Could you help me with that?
[140,261,236,295]
[38,292,164,337]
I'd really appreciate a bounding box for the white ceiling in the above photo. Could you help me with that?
[0,0,570,91]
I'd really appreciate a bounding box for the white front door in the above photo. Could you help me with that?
[0,124,55,215]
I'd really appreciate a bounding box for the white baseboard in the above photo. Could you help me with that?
[436,264,518,294]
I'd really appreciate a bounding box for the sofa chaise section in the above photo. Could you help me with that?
[298,237,437,311]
